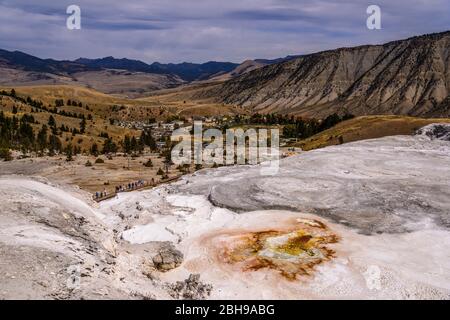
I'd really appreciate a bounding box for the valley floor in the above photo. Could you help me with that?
[1,125,450,299]
[0,153,182,196]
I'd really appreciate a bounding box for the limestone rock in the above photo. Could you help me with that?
[416,123,450,141]
[168,274,213,300]
[152,245,183,272]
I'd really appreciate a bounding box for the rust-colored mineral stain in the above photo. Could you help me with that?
[221,219,338,280]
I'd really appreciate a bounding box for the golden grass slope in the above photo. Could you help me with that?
[0,86,141,151]
[136,82,246,118]
[2,84,247,120]
[294,115,450,151]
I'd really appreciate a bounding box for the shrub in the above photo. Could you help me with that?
[0,148,12,161]
[95,158,105,164]
[85,160,93,167]
[157,168,165,175]
[144,159,153,167]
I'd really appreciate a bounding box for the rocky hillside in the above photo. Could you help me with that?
[215,31,450,118]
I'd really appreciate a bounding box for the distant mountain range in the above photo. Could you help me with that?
[74,57,239,82]
[0,48,300,83]
[0,48,296,97]
[0,49,98,74]
[0,49,240,82]
[73,55,301,81]
[1,31,450,118]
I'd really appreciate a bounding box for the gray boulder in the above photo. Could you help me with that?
[168,274,213,300]
[416,123,450,141]
[152,245,183,272]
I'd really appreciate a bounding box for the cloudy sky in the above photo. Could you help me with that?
[0,0,449,63]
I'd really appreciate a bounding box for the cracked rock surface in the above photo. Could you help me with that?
[173,131,450,235]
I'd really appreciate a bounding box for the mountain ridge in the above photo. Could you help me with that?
[2,30,450,116]
[74,57,240,81]
[0,49,99,74]
[0,49,242,82]
[210,30,450,118]
[0,48,302,83]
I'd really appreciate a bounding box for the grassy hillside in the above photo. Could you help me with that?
[136,82,247,118]
[1,85,144,117]
[0,87,140,152]
[3,85,449,155]
[2,84,247,120]
[293,115,450,151]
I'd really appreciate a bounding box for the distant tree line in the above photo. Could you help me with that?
[229,112,355,139]
[89,131,157,158]
[282,113,354,139]
[0,89,92,121]
[1,111,157,160]
[0,89,162,160]
[0,111,63,159]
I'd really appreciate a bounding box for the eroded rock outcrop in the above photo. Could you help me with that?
[207,31,450,118]
[167,274,213,300]
[152,244,184,272]
[416,123,450,141]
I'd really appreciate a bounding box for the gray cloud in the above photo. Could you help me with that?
[0,0,449,63]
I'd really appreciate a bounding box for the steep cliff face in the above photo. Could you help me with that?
[217,31,450,118]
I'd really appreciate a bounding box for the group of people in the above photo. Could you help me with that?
[93,179,155,201]
[94,189,108,200]
[115,179,147,193]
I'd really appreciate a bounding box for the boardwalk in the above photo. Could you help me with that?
[93,175,182,203]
